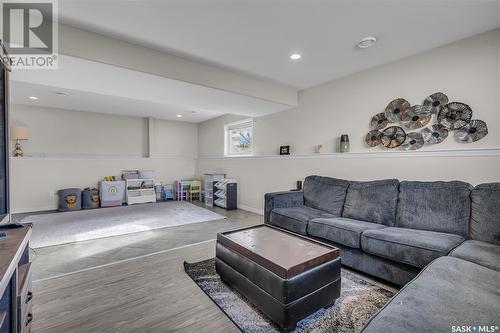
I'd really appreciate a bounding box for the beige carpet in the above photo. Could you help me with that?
[23,201,225,248]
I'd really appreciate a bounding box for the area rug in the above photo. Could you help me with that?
[184,259,395,333]
[23,201,225,248]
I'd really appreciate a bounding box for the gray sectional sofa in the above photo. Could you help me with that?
[265,176,500,331]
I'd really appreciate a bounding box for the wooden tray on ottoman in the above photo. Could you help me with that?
[216,225,341,331]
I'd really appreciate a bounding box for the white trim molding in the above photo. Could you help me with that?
[198,148,500,161]
[238,205,264,215]
[11,153,196,161]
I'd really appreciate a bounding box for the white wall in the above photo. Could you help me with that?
[196,29,500,213]
[59,24,297,107]
[10,105,197,212]
[10,29,500,213]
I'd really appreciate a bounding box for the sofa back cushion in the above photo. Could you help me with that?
[343,179,399,226]
[470,183,500,245]
[396,181,472,237]
[303,175,349,216]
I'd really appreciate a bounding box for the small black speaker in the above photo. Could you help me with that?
[296,181,302,190]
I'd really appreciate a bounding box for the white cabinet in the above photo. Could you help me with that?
[125,179,156,205]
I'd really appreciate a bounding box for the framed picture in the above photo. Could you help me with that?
[279,145,290,155]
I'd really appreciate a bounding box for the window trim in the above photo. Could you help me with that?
[224,118,254,157]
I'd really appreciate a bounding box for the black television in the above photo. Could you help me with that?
[0,41,10,225]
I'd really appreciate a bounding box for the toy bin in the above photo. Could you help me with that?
[154,183,163,201]
[163,184,174,200]
[99,181,125,207]
[58,188,82,211]
[139,170,154,179]
[82,188,100,209]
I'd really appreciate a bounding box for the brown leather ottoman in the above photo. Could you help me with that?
[216,225,341,332]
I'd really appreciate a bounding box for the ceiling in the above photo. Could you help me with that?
[11,55,292,122]
[56,0,500,89]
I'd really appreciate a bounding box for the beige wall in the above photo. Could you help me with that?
[10,105,197,212]
[197,29,500,213]
[151,118,198,158]
[10,29,500,213]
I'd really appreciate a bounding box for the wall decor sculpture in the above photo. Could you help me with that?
[423,92,449,114]
[365,92,488,150]
[456,120,488,142]
[402,105,431,129]
[438,102,473,130]
[421,124,449,144]
[365,130,382,147]
[385,98,410,122]
[370,113,389,130]
[401,132,424,151]
[381,126,406,148]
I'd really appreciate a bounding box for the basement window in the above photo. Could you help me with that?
[224,119,254,156]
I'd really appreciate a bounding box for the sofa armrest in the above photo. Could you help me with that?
[264,191,304,223]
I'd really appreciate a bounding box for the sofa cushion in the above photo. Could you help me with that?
[307,217,386,249]
[396,181,472,237]
[342,179,399,226]
[303,176,350,216]
[264,190,305,223]
[269,206,334,235]
[470,183,500,246]
[449,240,500,272]
[361,227,464,268]
[361,257,500,333]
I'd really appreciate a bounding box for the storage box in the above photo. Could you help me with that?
[139,170,154,179]
[122,170,139,180]
[82,188,100,209]
[164,184,174,200]
[99,181,125,207]
[58,188,82,211]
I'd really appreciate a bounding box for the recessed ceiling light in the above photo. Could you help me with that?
[176,114,183,118]
[55,91,69,96]
[290,53,302,60]
[28,96,38,100]
[357,36,377,49]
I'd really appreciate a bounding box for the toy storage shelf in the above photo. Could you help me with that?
[213,178,237,210]
[126,179,156,205]
[204,173,225,207]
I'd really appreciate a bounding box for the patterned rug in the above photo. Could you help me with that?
[184,258,395,333]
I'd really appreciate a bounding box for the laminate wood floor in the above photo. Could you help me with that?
[16,203,263,333]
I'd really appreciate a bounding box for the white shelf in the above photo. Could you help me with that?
[197,148,500,161]
[125,178,156,205]
[204,173,225,207]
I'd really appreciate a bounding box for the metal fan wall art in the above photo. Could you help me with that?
[381,126,406,148]
[365,130,382,147]
[438,102,473,130]
[402,105,431,130]
[423,92,448,114]
[370,113,389,130]
[456,120,488,143]
[385,98,410,122]
[401,132,424,150]
[364,92,489,150]
[421,124,449,144]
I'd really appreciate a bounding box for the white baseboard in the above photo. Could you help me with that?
[239,205,264,215]
[12,205,56,214]
[15,203,264,216]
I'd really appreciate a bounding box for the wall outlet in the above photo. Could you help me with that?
[49,191,56,197]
